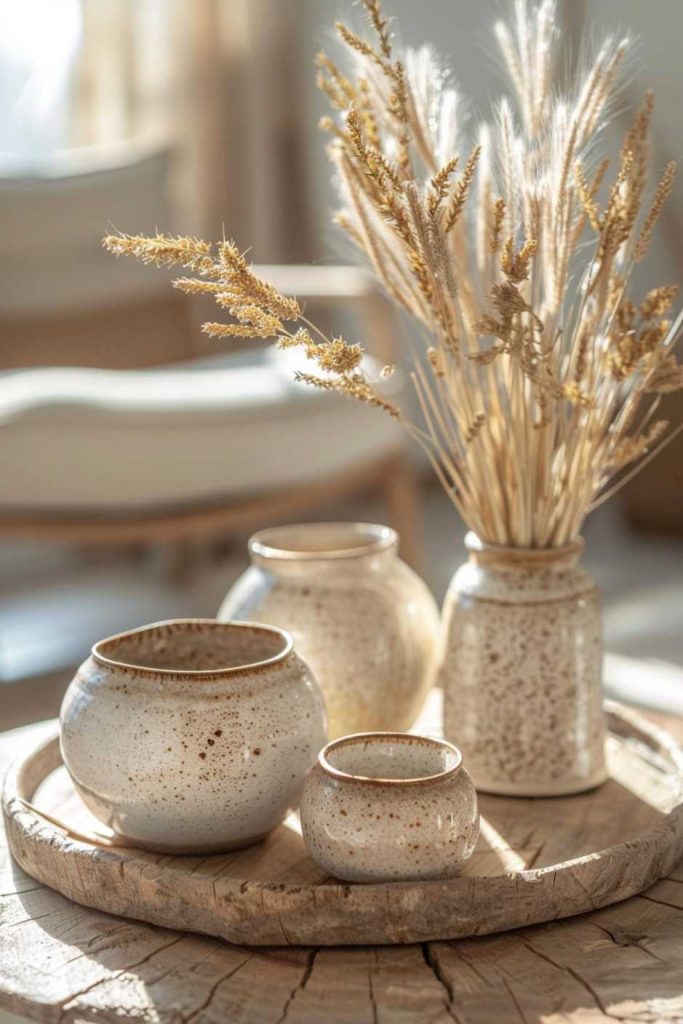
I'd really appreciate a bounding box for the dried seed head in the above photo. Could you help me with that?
[465,411,486,442]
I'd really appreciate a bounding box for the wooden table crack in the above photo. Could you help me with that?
[55,931,190,1024]
[422,943,462,1023]
[179,952,255,1024]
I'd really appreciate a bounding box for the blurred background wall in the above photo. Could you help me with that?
[3,0,682,341]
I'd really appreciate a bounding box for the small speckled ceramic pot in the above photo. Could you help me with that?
[300,733,479,882]
[218,523,440,739]
[60,619,327,853]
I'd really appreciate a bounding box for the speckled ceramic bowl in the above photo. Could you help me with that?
[60,619,327,853]
[300,733,479,882]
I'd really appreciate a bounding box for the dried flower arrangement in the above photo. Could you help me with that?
[104,0,682,549]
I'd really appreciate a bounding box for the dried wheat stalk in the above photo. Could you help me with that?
[104,0,682,549]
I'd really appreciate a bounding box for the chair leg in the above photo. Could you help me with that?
[383,453,423,572]
[153,539,202,585]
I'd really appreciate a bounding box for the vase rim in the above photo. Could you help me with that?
[91,618,294,679]
[464,532,585,563]
[318,732,463,787]
[249,522,398,562]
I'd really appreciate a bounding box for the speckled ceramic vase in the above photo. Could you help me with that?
[300,733,479,882]
[218,523,440,739]
[60,619,327,853]
[440,534,607,797]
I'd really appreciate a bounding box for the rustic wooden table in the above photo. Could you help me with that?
[2,713,683,1024]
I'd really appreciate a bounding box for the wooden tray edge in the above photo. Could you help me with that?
[4,703,683,946]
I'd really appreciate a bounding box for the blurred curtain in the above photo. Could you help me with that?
[71,0,314,261]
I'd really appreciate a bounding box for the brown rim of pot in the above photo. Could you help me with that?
[91,619,293,679]
[465,531,585,565]
[249,522,397,562]
[318,732,463,787]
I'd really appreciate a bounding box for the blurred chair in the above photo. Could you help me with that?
[0,144,421,561]
[0,265,420,566]
[0,142,196,369]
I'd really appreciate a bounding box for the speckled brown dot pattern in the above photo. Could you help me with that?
[218,523,440,739]
[440,535,607,797]
[300,734,479,882]
[60,619,327,853]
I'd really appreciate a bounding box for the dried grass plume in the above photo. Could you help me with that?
[104,0,682,548]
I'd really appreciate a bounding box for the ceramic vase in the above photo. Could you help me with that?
[218,522,439,739]
[440,533,607,797]
[60,619,327,853]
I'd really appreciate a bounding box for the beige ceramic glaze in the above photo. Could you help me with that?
[440,533,607,797]
[300,733,479,882]
[60,619,327,853]
[218,523,439,739]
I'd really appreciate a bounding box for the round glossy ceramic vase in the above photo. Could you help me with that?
[440,534,607,797]
[218,523,440,739]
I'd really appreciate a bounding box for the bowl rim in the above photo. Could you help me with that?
[249,522,397,562]
[318,732,463,786]
[91,618,294,679]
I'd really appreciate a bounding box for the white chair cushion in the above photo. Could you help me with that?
[0,350,403,513]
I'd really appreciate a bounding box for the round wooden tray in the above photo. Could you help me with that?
[3,701,683,947]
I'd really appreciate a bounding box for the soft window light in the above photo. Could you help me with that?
[0,0,81,168]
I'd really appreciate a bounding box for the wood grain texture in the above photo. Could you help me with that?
[1,709,683,1023]
[4,704,683,950]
